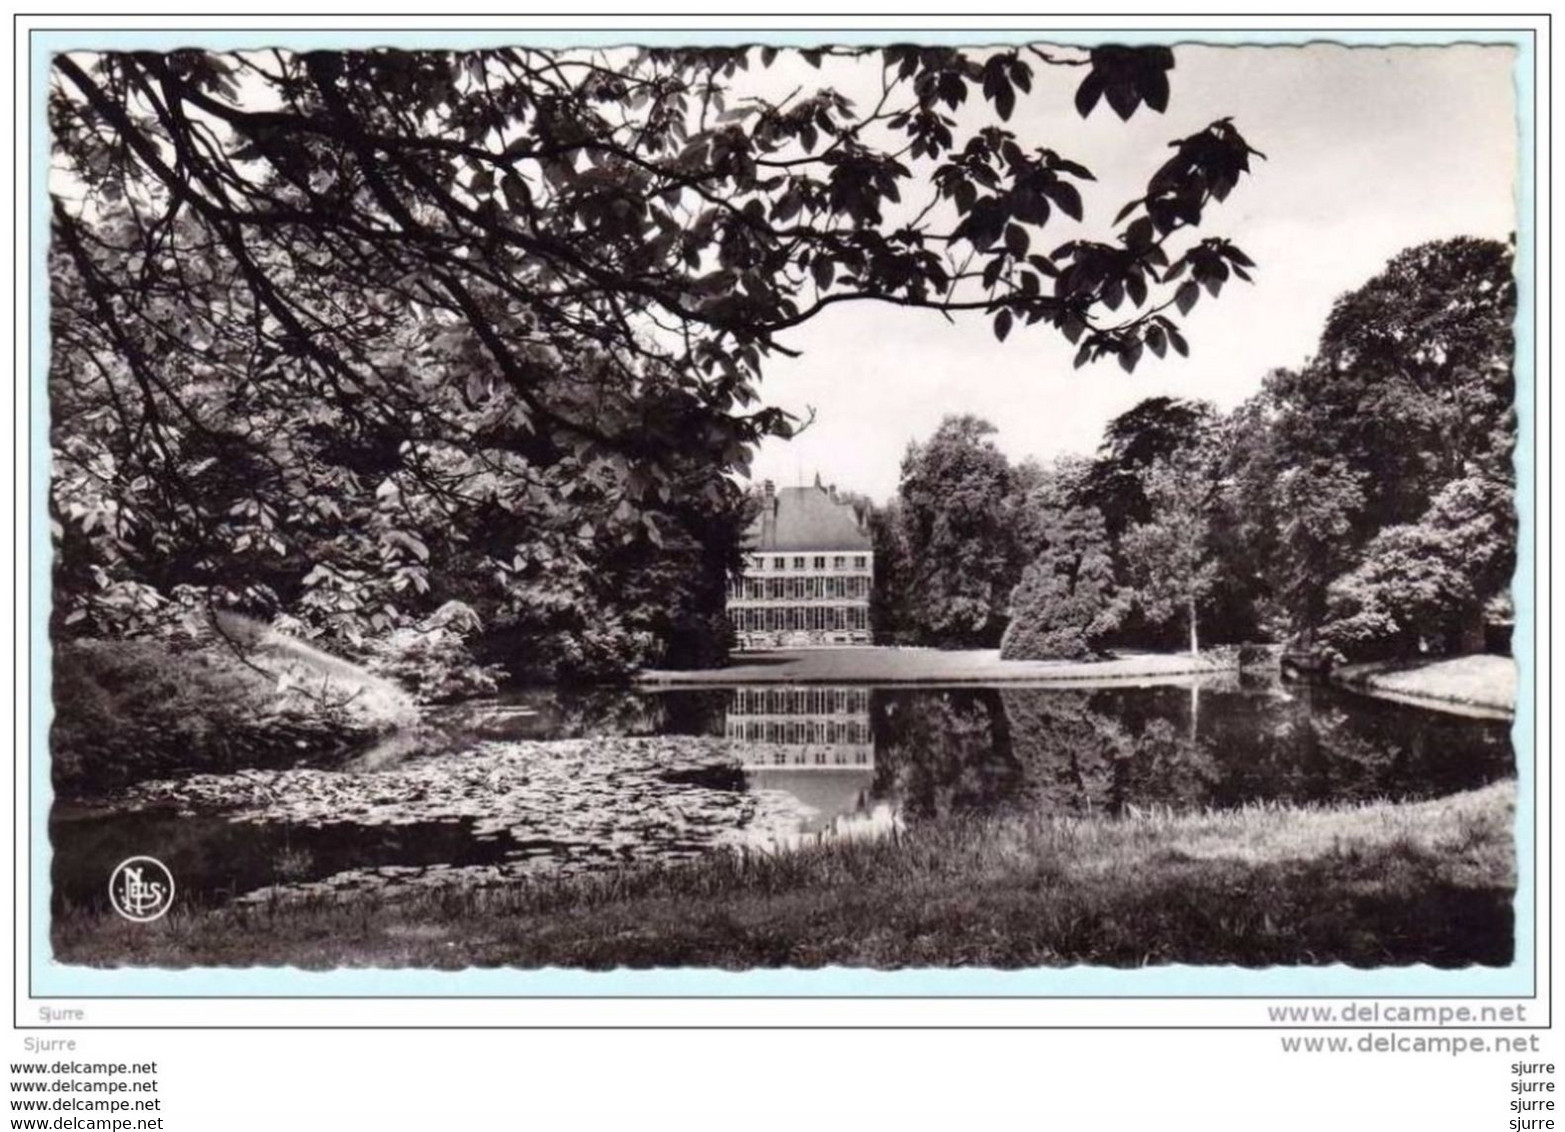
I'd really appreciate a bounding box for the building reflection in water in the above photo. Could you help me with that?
[722,685,894,843]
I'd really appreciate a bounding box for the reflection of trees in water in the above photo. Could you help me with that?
[1000,689,1127,814]
[490,681,1511,816]
[1000,689,1219,816]
[1126,684,1509,809]
[872,690,1021,819]
[554,689,669,736]
[1194,687,1341,805]
[1220,685,1514,807]
[870,682,1512,821]
[483,687,702,739]
[873,687,1231,820]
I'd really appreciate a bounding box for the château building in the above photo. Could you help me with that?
[727,479,874,649]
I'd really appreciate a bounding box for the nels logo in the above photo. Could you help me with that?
[108,856,175,923]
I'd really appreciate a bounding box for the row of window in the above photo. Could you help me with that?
[728,575,871,601]
[729,605,869,632]
[725,718,873,748]
[748,554,870,572]
[729,687,871,716]
[750,748,872,767]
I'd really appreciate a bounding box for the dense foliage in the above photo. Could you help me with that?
[1077,396,1216,540]
[49,43,1260,687]
[1119,452,1220,655]
[998,462,1125,659]
[893,416,1025,647]
[884,237,1516,663]
[1280,239,1517,655]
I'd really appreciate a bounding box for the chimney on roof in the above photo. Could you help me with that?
[813,471,823,490]
[762,479,774,498]
[829,483,837,501]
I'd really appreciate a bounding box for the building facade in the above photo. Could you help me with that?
[724,685,874,762]
[724,685,881,841]
[727,481,874,649]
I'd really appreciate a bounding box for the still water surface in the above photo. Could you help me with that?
[51,676,1513,911]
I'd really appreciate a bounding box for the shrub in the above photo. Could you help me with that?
[1000,506,1125,661]
[1318,474,1513,662]
[1001,567,1108,659]
[363,625,502,702]
[539,618,659,684]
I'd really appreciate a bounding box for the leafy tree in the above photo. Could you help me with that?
[1007,454,1065,561]
[1120,453,1219,655]
[49,43,1261,679]
[1067,397,1218,651]
[1206,392,1286,640]
[1318,471,1516,660]
[1270,453,1369,636]
[1000,508,1124,660]
[1077,396,1217,540]
[1001,458,1125,659]
[1307,237,1515,503]
[1261,238,1515,635]
[49,210,748,682]
[866,498,917,643]
[896,415,1022,647]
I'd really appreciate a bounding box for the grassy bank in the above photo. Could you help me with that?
[51,639,409,794]
[641,646,1237,686]
[1334,655,1517,717]
[53,780,1514,971]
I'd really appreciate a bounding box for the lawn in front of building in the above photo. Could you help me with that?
[640,646,1232,685]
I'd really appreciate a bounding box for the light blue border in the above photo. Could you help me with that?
[28,24,1539,1000]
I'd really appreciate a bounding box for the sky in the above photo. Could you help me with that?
[743,43,1518,502]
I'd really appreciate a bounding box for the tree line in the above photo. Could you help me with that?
[873,236,1517,663]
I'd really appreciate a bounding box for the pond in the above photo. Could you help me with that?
[50,675,1514,913]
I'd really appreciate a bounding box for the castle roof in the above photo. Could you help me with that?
[746,485,872,552]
